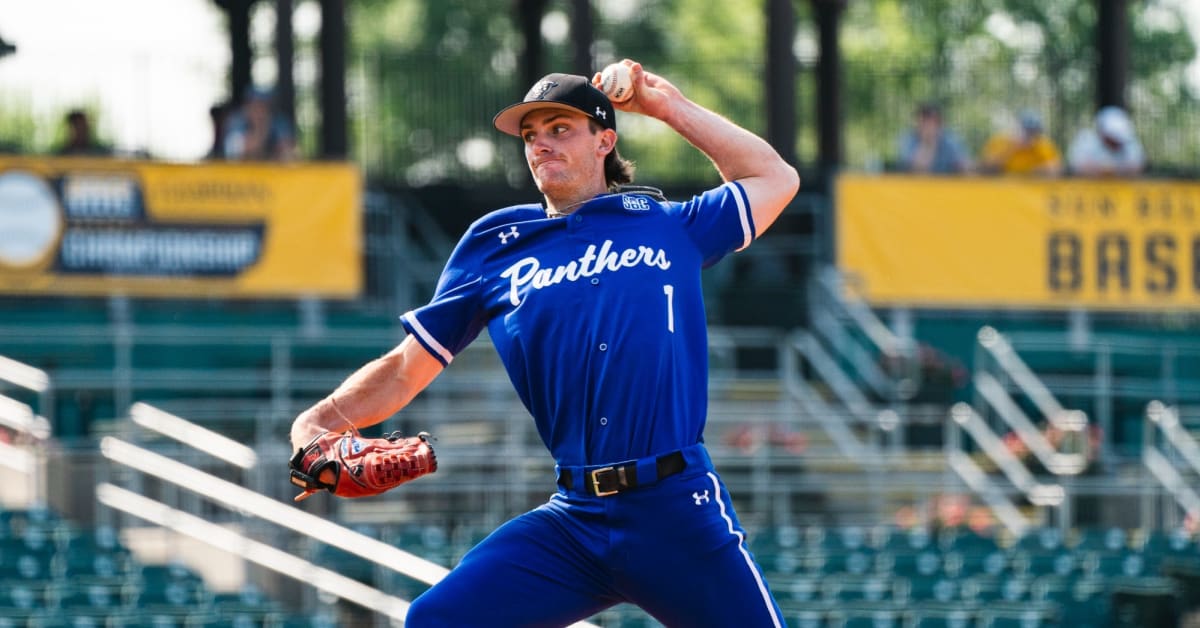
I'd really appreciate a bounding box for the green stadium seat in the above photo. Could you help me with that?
[826,605,903,628]
[1055,578,1110,628]
[960,575,1032,603]
[312,543,377,585]
[120,609,216,628]
[760,547,805,575]
[789,607,826,628]
[0,578,58,611]
[823,575,898,603]
[1080,549,1147,578]
[0,609,40,628]
[211,583,285,627]
[903,575,960,603]
[59,581,137,611]
[1012,527,1065,554]
[812,549,876,575]
[208,610,286,628]
[61,531,136,584]
[1010,549,1079,577]
[936,526,1000,554]
[1073,526,1129,554]
[1137,528,1194,556]
[391,523,454,565]
[0,506,67,542]
[877,526,934,553]
[943,548,1008,578]
[775,574,825,606]
[0,537,60,581]
[1137,528,1200,575]
[1107,577,1181,628]
[136,564,212,610]
[905,604,975,628]
[753,524,804,552]
[36,609,128,628]
[880,549,943,578]
[815,526,871,552]
[280,614,338,628]
[975,602,1057,628]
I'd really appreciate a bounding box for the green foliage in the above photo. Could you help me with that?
[0,100,42,154]
[840,0,1200,173]
[345,0,1200,184]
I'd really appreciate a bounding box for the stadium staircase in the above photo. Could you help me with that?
[2,234,1200,626]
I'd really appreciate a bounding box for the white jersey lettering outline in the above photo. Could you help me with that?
[499,239,672,306]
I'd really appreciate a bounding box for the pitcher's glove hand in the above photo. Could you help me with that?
[289,431,437,502]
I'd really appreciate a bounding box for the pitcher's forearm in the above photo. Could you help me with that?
[289,336,444,449]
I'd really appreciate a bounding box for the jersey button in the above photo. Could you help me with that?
[598,343,607,351]
[574,215,582,222]
[590,278,599,285]
[600,417,608,426]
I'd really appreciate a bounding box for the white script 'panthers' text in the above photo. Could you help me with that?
[500,239,671,305]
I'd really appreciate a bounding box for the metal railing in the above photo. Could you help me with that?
[99,403,603,627]
[0,355,53,505]
[780,267,920,460]
[935,326,1091,533]
[1142,401,1200,528]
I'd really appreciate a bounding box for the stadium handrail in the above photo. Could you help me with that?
[973,372,1089,476]
[782,330,878,460]
[99,433,601,627]
[948,403,1065,506]
[973,326,1090,476]
[130,401,257,469]
[976,326,1087,434]
[1143,401,1200,522]
[813,267,920,401]
[0,354,54,424]
[96,482,412,619]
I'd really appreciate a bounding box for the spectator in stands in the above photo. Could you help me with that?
[1067,106,1145,177]
[55,109,112,157]
[978,110,1063,177]
[897,102,973,174]
[206,100,231,160]
[222,87,297,162]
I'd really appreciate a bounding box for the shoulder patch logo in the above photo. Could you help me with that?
[622,196,650,212]
[498,225,520,245]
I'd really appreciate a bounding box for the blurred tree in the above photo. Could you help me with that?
[839,0,1197,172]
[343,0,1199,183]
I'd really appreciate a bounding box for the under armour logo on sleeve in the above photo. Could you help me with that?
[498,226,520,244]
[692,490,710,505]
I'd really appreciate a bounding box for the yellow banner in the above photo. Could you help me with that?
[0,157,361,298]
[836,174,1200,309]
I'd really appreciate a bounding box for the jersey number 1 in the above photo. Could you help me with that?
[663,284,675,333]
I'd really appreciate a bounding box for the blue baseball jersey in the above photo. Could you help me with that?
[400,182,755,467]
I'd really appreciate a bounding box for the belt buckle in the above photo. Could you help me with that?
[589,466,619,497]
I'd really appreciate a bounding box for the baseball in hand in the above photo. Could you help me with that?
[599,63,634,103]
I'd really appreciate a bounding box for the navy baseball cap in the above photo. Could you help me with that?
[493,73,616,137]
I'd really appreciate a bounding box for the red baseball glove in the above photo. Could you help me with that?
[289,430,437,501]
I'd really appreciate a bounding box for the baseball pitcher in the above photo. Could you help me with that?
[290,59,799,627]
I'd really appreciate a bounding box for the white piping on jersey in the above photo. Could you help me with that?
[499,239,671,306]
[706,471,782,628]
[401,311,455,364]
[728,182,753,251]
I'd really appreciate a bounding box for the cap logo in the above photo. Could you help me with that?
[530,80,558,101]
[595,107,606,120]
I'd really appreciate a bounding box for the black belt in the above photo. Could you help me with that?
[558,451,687,497]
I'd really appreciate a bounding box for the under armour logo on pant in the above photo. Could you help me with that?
[692,490,710,505]
[498,226,519,244]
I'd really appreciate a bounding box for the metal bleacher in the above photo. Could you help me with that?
[5,252,1200,625]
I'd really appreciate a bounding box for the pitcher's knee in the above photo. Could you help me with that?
[404,590,451,627]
